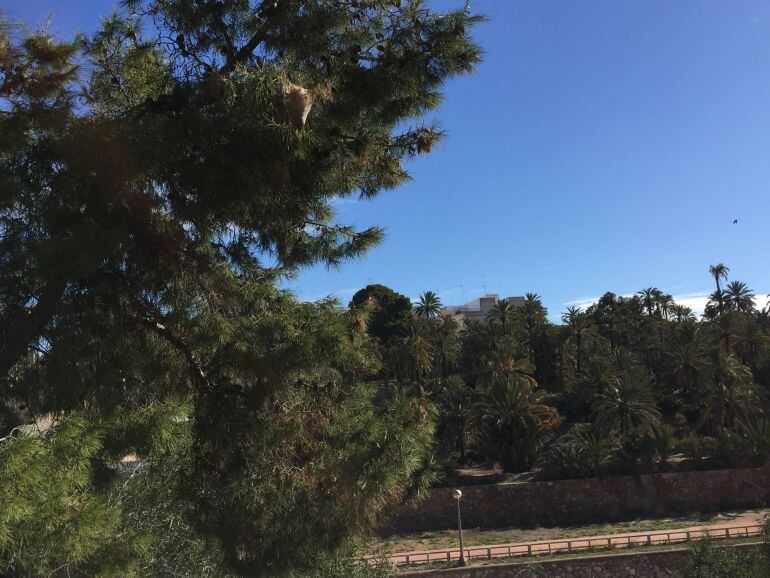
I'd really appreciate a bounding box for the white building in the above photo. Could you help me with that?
[440,294,525,327]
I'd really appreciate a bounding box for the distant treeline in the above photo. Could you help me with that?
[348,264,770,478]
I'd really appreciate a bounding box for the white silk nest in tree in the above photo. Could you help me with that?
[283,82,313,129]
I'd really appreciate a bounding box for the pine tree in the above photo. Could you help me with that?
[0,2,481,575]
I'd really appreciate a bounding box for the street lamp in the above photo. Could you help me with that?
[452,488,467,567]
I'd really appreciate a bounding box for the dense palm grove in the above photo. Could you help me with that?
[350,264,770,479]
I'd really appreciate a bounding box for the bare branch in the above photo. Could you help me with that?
[218,20,271,75]
[131,305,208,389]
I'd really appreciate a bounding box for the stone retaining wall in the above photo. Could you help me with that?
[383,466,770,535]
[400,544,761,578]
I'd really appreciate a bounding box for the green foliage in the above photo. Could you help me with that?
[414,291,442,319]
[613,431,659,474]
[650,422,676,466]
[0,416,129,576]
[679,434,718,469]
[0,1,481,574]
[435,375,475,460]
[103,406,229,577]
[351,284,414,344]
[431,314,461,378]
[391,264,770,480]
[711,420,770,469]
[591,367,661,438]
[541,422,675,479]
[698,354,761,434]
[4,0,770,570]
[285,550,394,578]
[387,329,434,385]
[541,425,614,479]
[683,540,770,578]
[474,373,561,472]
[189,381,436,574]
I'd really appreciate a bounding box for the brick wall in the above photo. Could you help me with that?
[383,466,770,535]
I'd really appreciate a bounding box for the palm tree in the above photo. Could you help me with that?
[591,369,661,437]
[474,375,561,472]
[712,312,738,353]
[387,330,432,387]
[734,320,768,368]
[670,304,695,323]
[637,288,662,317]
[541,429,614,479]
[438,312,459,335]
[434,314,460,377]
[709,263,730,294]
[477,340,536,391]
[487,298,516,331]
[524,292,543,305]
[657,294,674,320]
[519,293,548,363]
[670,334,707,401]
[405,334,433,382]
[436,376,474,461]
[575,346,622,411]
[562,306,592,373]
[724,281,755,313]
[609,346,636,375]
[699,354,761,433]
[458,318,490,377]
[650,423,675,468]
[414,290,442,319]
[709,263,730,313]
[703,296,721,321]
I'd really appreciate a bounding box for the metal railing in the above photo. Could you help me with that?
[367,523,764,566]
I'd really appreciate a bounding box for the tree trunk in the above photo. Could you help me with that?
[715,278,723,314]
[576,334,582,374]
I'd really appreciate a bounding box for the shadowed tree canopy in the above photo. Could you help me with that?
[0,1,481,575]
[350,283,414,343]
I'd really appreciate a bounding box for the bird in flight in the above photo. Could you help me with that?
[733,219,738,224]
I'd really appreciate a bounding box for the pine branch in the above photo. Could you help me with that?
[218,21,271,75]
[0,281,65,381]
[131,305,208,389]
[303,219,358,238]
[210,15,236,62]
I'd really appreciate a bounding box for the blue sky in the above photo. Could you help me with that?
[7,0,770,319]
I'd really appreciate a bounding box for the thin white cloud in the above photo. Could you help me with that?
[561,291,770,317]
[672,292,769,316]
[563,296,601,309]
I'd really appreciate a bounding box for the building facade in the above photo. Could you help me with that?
[440,294,525,327]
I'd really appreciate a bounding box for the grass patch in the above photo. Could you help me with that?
[370,511,749,555]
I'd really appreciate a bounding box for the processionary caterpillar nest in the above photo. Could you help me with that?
[282,81,332,129]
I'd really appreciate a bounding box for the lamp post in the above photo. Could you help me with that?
[452,488,467,567]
